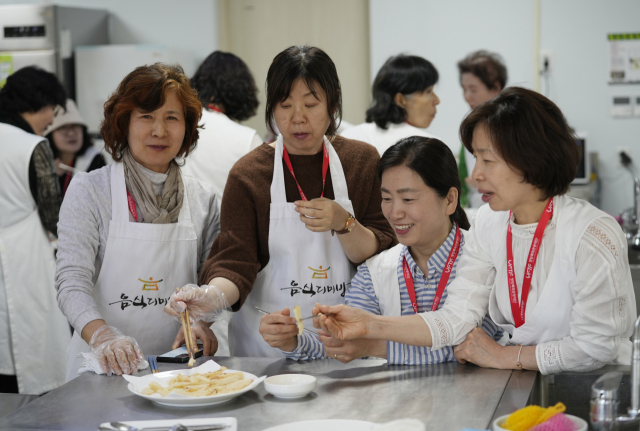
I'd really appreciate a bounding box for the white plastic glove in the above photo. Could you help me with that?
[89,325,144,376]
[164,284,232,323]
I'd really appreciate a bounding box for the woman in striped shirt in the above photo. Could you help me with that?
[259,136,503,364]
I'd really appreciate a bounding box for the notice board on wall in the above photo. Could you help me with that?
[608,33,640,84]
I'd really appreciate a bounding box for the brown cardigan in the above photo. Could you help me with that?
[199,136,397,310]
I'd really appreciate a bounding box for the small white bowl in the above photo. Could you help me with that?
[493,413,587,431]
[264,374,317,399]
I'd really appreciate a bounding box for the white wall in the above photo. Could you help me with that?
[370,0,640,215]
[369,0,536,153]
[540,0,640,214]
[0,0,219,68]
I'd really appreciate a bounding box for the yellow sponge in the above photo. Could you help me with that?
[502,402,566,431]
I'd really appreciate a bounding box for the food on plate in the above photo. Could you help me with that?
[140,367,254,397]
[501,402,576,431]
[293,305,303,335]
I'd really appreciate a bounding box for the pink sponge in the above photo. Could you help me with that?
[529,413,578,431]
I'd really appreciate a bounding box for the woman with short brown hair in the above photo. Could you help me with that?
[314,87,635,375]
[164,45,396,357]
[56,63,220,380]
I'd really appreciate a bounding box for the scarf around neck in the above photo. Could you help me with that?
[122,148,184,224]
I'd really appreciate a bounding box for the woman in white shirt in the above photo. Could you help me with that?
[341,54,440,155]
[181,51,262,204]
[314,87,636,374]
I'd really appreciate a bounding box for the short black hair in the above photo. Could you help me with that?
[379,136,470,230]
[265,45,342,137]
[191,51,259,122]
[366,55,439,129]
[460,87,579,199]
[457,50,508,91]
[0,66,66,114]
[46,125,94,159]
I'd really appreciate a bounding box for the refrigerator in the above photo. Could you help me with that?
[0,4,109,99]
[75,44,195,134]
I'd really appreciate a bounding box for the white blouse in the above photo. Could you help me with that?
[420,198,636,374]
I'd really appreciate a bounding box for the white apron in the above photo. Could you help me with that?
[65,163,198,380]
[0,123,70,394]
[74,145,102,174]
[481,195,633,361]
[229,136,356,357]
[368,244,404,317]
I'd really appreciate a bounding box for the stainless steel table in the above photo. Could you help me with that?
[0,356,537,431]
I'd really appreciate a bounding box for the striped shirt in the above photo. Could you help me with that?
[284,224,504,363]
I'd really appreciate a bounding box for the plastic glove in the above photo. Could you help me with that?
[89,325,144,376]
[164,284,232,323]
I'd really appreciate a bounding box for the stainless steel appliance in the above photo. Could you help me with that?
[0,4,109,99]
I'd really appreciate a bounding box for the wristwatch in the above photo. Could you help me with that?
[332,212,355,236]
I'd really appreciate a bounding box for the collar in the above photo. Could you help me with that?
[401,223,462,278]
[0,110,35,134]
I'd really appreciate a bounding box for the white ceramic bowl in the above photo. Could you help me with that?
[264,374,317,399]
[493,413,587,431]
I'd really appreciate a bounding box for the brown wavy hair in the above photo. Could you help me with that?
[100,63,202,162]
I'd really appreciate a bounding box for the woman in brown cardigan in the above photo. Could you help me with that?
[166,45,396,357]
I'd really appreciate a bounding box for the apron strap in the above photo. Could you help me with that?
[111,163,130,221]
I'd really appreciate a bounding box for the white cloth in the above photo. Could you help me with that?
[419,195,636,374]
[74,145,102,174]
[0,123,71,394]
[181,109,262,208]
[65,163,200,380]
[368,243,404,317]
[340,122,439,156]
[77,352,148,376]
[228,135,356,357]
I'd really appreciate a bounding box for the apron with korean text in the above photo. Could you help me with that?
[65,162,198,380]
[229,135,356,357]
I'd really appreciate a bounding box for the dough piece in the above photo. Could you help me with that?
[293,305,303,335]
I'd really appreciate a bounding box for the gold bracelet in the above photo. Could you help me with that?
[516,345,524,370]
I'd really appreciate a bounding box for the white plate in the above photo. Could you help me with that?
[99,417,237,431]
[263,420,376,431]
[123,360,266,407]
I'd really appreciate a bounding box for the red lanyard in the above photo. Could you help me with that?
[402,222,461,313]
[62,170,72,195]
[126,190,138,222]
[507,198,554,328]
[207,104,222,113]
[283,143,329,201]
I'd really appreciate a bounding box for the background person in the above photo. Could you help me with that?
[314,87,635,375]
[0,66,70,394]
[341,54,440,155]
[182,51,262,206]
[56,63,220,380]
[165,45,397,357]
[45,99,107,197]
[456,50,508,209]
[260,136,504,363]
